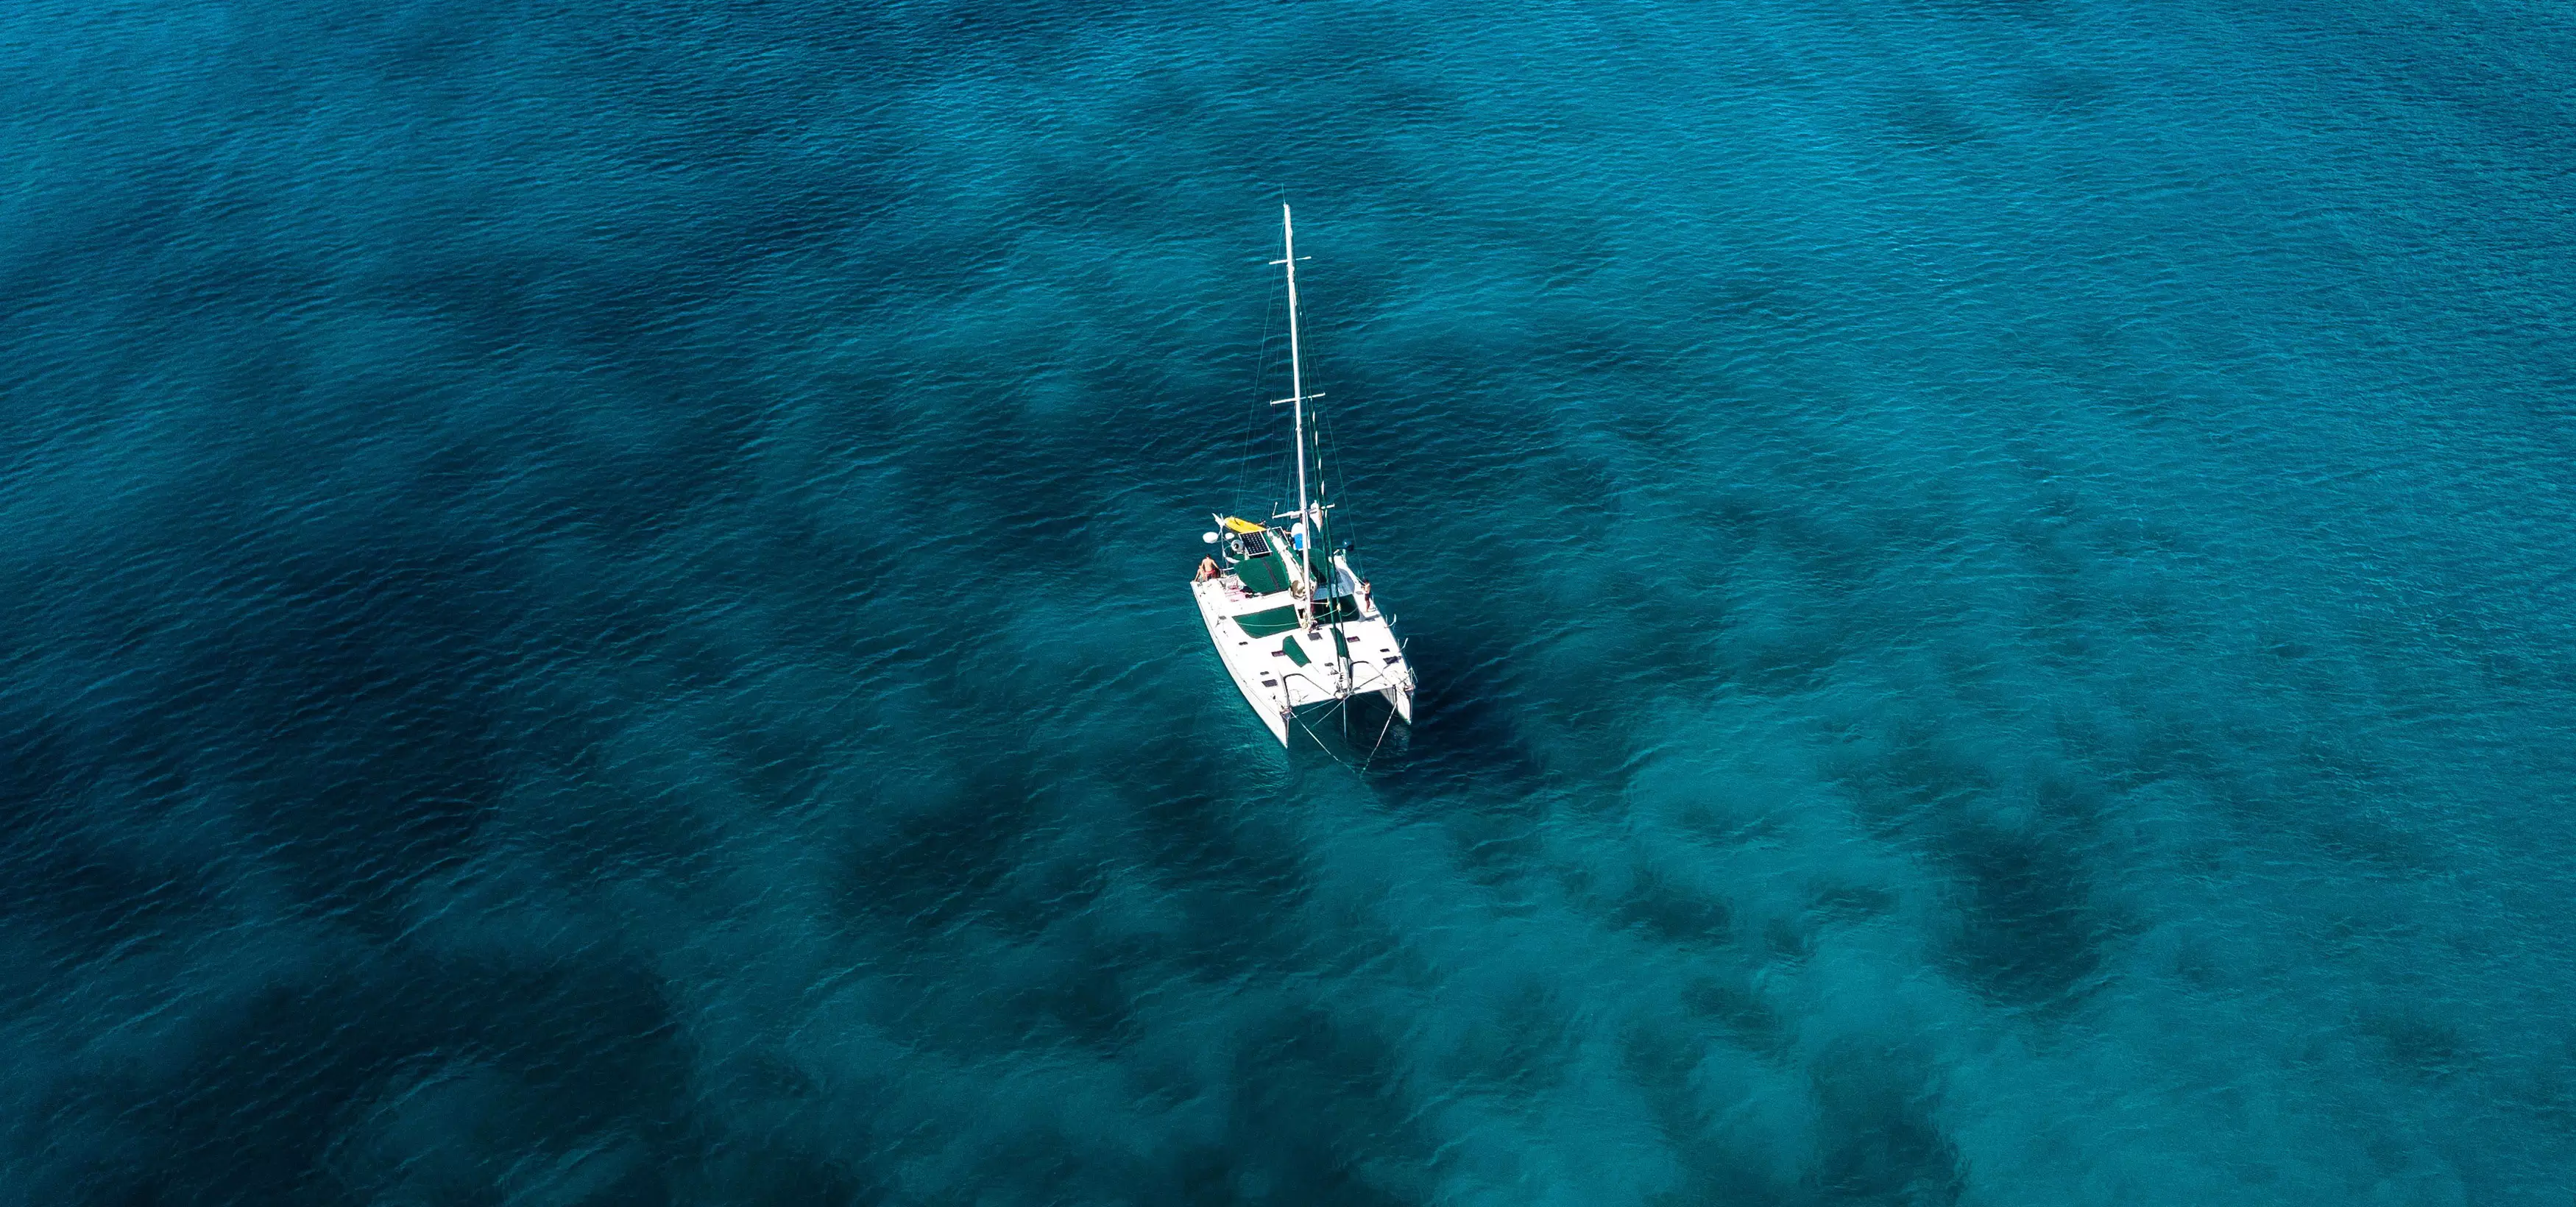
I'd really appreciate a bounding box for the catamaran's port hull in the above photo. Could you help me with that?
[1193,579,1292,745]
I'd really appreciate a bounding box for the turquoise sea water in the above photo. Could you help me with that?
[7,0,2575,1201]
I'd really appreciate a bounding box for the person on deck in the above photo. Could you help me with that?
[1196,556,1221,582]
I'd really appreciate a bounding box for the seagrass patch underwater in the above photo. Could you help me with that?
[4,0,2575,1202]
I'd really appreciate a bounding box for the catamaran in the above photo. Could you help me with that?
[1191,205,1417,747]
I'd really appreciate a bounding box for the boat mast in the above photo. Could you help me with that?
[1278,203,1314,623]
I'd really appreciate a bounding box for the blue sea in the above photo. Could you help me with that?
[6,0,2575,1201]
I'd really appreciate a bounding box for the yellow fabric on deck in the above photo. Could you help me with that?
[1219,515,1265,534]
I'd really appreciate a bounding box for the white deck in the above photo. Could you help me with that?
[1192,551,1414,746]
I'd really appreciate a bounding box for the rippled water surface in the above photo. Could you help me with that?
[7,0,2575,1202]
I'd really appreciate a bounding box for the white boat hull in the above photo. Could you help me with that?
[1191,551,1413,747]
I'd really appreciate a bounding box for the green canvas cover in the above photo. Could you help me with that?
[1232,551,1291,595]
[1232,606,1301,638]
[1281,635,1312,666]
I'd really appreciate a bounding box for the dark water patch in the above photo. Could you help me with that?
[1763,914,1815,971]
[995,930,1156,1052]
[836,760,1041,938]
[1933,818,2115,1009]
[2359,1009,2471,1084]
[1628,1038,1802,1206]
[1680,977,1793,1059]
[685,1141,886,1207]
[107,537,525,929]
[0,801,221,961]
[1117,777,1319,976]
[1201,1005,1430,1207]
[1370,623,1551,799]
[35,950,691,1205]
[1607,860,1735,947]
[1805,1041,1964,1205]
[2312,813,2443,877]
[1886,91,1990,152]
[1454,980,1581,1100]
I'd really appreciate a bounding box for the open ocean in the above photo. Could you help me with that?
[6,0,2575,1202]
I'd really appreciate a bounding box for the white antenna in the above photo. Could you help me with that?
[1272,203,1314,623]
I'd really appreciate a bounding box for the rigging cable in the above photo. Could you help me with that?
[1231,276,1282,519]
